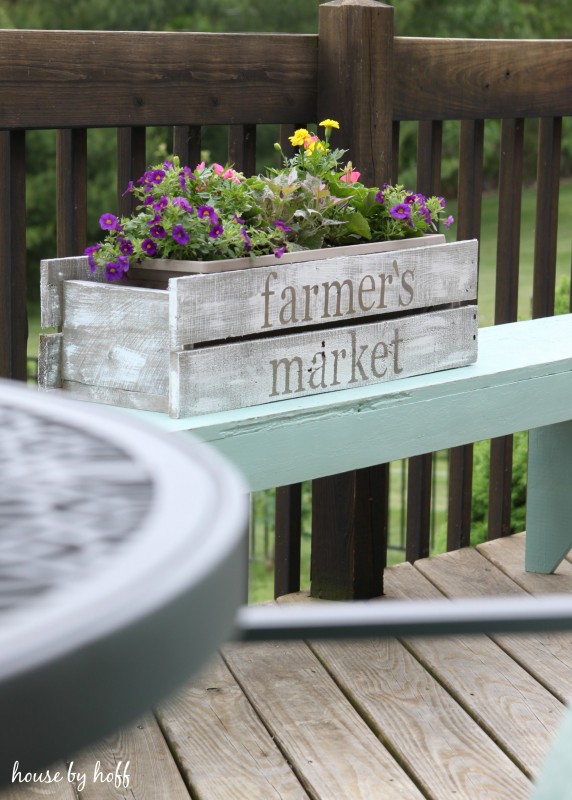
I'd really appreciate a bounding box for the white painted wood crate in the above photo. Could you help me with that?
[39,236,479,417]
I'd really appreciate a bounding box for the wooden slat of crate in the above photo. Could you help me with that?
[59,280,170,412]
[170,239,478,347]
[171,304,478,417]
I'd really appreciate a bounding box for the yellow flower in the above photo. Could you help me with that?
[306,140,325,154]
[288,128,311,147]
[319,119,340,129]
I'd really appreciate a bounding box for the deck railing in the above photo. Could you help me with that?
[1,0,571,599]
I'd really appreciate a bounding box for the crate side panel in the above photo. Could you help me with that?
[170,240,478,348]
[40,256,106,329]
[61,281,170,404]
[171,305,478,417]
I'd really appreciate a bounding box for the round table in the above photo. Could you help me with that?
[0,379,247,785]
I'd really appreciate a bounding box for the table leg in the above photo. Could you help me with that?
[525,421,572,573]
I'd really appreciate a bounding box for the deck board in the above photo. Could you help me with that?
[384,562,565,778]
[2,534,571,800]
[156,652,310,800]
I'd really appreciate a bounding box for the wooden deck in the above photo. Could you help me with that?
[4,532,572,799]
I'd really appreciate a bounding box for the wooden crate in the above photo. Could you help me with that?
[39,237,478,418]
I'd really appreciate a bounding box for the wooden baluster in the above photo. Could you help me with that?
[117,127,146,217]
[0,131,26,380]
[488,118,524,541]
[56,129,87,257]
[447,118,484,551]
[406,120,443,561]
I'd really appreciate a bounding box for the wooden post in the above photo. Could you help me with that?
[311,0,394,600]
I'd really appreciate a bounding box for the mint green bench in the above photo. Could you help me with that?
[128,313,572,577]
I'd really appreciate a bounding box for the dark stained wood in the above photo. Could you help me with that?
[117,127,146,216]
[317,0,394,186]
[311,466,387,600]
[228,124,257,176]
[394,38,572,121]
[310,0,394,600]
[274,484,302,598]
[56,129,87,258]
[0,131,27,380]
[0,31,318,129]
[406,120,442,559]
[447,119,484,551]
[488,118,524,541]
[173,125,202,168]
[494,118,524,324]
[406,453,432,562]
[532,117,562,319]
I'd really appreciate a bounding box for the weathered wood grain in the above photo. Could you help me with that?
[384,561,564,778]
[66,715,190,800]
[157,653,309,800]
[0,766,77,798]
[478,532,572,595]
[172,305,478,417]
[38,334,62,389]
[221,640,424,799]
[309,633,530,798]
[415,547,572,703]
[61,281,169,405]
[170,239,476,347]
[40,257,106,330]
[0,31,317,129]
[394,38,572,120]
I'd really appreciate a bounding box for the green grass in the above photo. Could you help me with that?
[26,182,572,603]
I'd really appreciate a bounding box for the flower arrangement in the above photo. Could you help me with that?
[86,120,454,280]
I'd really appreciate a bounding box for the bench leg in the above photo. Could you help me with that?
[525,421,572,573]
[530,703,572,799]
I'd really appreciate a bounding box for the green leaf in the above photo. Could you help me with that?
[344,211,371,239]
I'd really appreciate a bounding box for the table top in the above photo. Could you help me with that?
[0,378,247,785]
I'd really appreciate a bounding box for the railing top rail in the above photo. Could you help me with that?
[394,37,572,120]
[0,29,318,129]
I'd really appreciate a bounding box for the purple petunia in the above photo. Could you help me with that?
[197,205,219,224]
[105,260,127,281]
[274,220,292,232]
[172,197,193,213]
[141,238,158,257]
[390,203,411,220]
[121,181,134,197]
[153,195,169,212]
[84,243,102,273]
[375,191,385,204]
[99,212,121,231]
[149,224,167,239]
[274,245,286,259]
[118,238,135,255]
[172,224,190,245]
[149,169,166,185]
[241,227,252,252]
[209,223,224,239]
[444,215,455,228]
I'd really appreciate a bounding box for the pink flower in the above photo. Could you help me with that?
[340,170,361,184]
[213,163,225,174]
[195,161,206,173]
[303,135,319,150]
